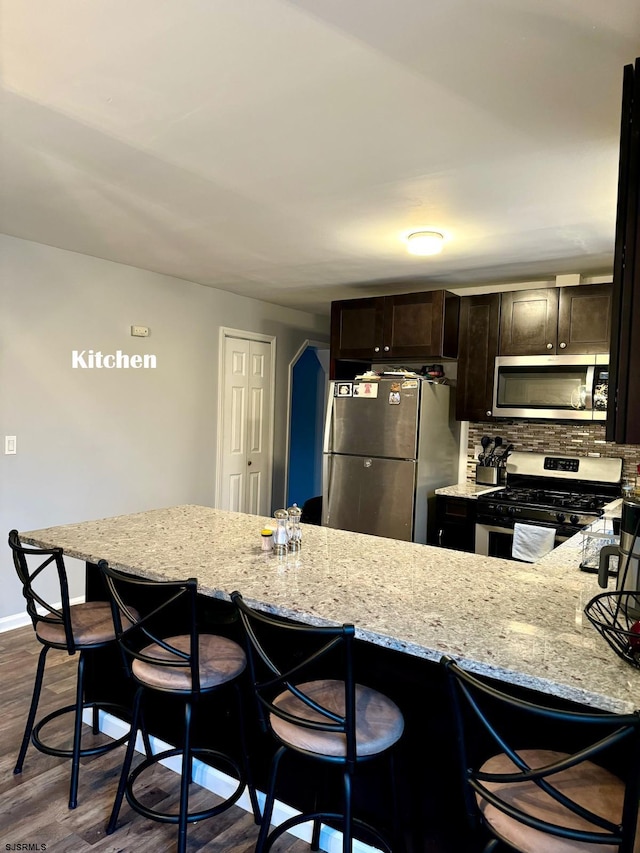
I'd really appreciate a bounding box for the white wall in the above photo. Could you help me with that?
[0,235,328,622]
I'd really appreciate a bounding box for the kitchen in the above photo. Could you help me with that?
[3,4,640,852]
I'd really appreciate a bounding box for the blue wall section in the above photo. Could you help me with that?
[287,348,324,508]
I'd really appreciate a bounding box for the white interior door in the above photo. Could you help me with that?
[219,333,273,515]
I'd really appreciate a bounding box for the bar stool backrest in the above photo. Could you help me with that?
[231,591,357,764]
[9,529,75,653]
[442,656,640,853]
[98,562,203,694]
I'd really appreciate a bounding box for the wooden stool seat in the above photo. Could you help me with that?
[35,601,136,647]
[271,679,404,757]
[132,633,246,691]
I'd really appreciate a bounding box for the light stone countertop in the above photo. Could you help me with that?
[435,483,502,498]
[21,505,640,714]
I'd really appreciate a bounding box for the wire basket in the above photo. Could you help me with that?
[584,590,640,669]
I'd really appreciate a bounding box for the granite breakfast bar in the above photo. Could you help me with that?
[19,504,640,852]
[20,503,640,714]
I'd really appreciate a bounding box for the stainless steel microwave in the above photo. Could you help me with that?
[492,354,608,420]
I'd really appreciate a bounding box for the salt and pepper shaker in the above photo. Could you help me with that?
[287,503,302,551]
[273,509,290,554]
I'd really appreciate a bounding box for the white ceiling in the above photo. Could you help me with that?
[1,0,639,315]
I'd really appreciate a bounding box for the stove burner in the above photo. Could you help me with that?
[485,487,609,513]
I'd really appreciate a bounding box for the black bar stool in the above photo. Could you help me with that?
[441,656,640,853]
[231,590,405,853]
[9,529,132,808]
[99,561,260,853]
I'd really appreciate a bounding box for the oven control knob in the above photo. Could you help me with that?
[506,506,516,517]
[556,512,566,524]
[496,505,505,516]
[570,514,579,526]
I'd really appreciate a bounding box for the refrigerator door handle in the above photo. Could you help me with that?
[322,383,335,454]
[321,452,332,526]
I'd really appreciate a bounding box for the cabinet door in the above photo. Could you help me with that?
[557,284,612,354]
[499,289,558,355]
[383,290,459,359]
[432,496,477,552]
[330,297,385,359]
[456,293,500,421]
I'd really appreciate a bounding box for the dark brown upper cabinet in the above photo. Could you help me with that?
[456,293,501,421]
[499,284,612,356]
[330,290,459,363]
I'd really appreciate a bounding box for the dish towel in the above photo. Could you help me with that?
[512,523,556,562]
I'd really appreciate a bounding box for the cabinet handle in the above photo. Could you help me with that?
[383,345,390,352]
[559,341,567,349]
[546,343,553,350]
[438,528,444,546]
[374,346,380,353]
[486,410,492,417]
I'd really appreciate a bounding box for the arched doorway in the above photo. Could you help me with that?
[284,341,329,512]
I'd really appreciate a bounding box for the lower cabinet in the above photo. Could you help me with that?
[432,496,477,553]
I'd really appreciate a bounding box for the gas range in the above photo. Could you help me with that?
[479,486,614,528]
[475,453,623,558]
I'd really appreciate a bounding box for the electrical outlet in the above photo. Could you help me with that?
[131,325,149,337]
[5,436,17,454]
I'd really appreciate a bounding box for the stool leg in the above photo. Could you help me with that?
[388,751,401,850]
[106,686,143,835]
[256,746,286,853]
[15,645,49,774]
[311,816,322,850]
[69,651,87,808]
[342,767,353,853]
[177,700,193,853]
[92,704,100,735]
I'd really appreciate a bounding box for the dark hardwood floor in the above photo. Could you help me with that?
[0,625,309,853]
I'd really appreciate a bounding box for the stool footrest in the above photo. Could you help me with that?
[261,810,394,853]
[126,747,245,825]
[30,702,131,760]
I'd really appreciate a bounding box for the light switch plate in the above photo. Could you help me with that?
[131,325,149,337]
[5,436,17,454]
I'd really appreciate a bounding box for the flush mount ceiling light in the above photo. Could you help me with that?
[406,230,445,256]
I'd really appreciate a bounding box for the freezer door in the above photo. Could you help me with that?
[328,381,420,459]
[323,454,416,540]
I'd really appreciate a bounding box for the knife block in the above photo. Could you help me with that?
[475,465,505,485]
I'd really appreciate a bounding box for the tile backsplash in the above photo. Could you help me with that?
[467,421,640,483]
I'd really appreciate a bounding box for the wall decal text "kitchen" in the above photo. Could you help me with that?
[71,350,157,368]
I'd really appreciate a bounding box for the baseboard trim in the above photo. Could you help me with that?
[86,709,381,853]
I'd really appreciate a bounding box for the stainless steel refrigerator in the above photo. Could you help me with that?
[322,378,459,543]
